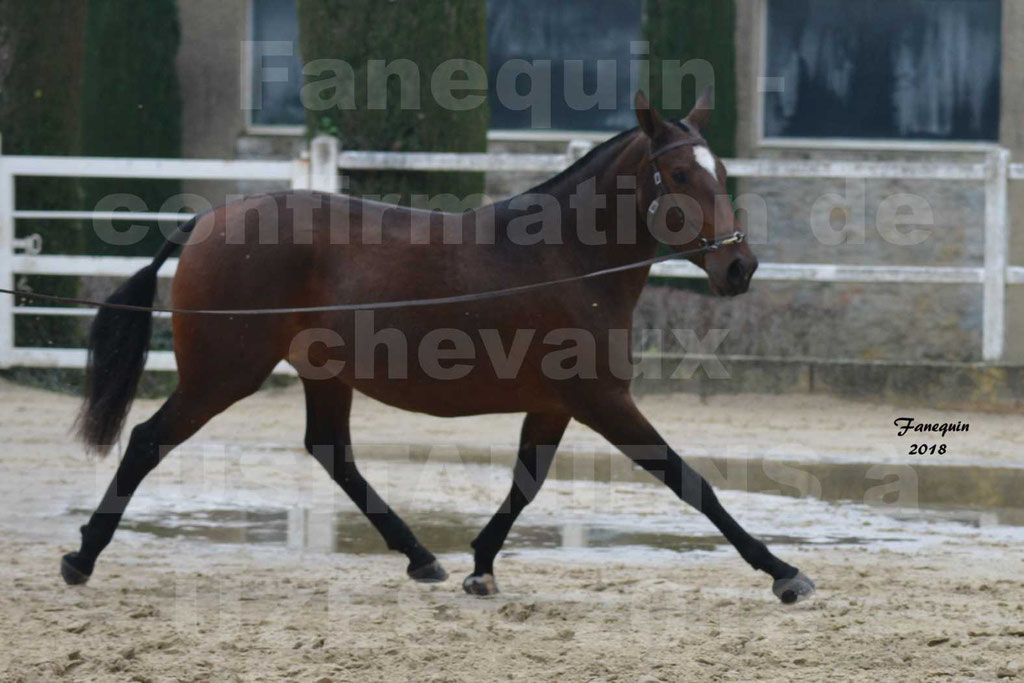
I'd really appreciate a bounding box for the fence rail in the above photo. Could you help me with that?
[2,156,296,180]
[0,135,1019,372]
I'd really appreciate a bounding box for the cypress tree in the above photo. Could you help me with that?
[645,0,737,293]
[80,0,183,257]
[0,0,88,348]
[645,0,737,160]
[297,0,489,208]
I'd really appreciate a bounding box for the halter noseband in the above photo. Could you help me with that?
[646,136,746,251]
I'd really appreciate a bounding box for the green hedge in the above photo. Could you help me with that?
[644,0,737,159]
[0,0,88,348]
[297,0,489,207]
[645,0,737,294]
[80,0,183,257]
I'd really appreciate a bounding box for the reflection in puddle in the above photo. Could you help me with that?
[222,443,1024,510]
[883,506,1024,528]
[106,507,878,555]
[66,451,1024,557]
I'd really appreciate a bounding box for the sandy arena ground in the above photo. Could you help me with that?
[1,378,1024,682]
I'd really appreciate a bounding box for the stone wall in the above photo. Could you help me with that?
[719,159,987,362]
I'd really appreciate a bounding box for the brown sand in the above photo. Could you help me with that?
[1,379,1023,682]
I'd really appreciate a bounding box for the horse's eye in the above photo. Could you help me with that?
[671,170,687,184]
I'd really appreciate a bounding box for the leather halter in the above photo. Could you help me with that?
[646,136,746,251]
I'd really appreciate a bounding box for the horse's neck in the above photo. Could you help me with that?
[551,131,659,271]
[496,130,657,263]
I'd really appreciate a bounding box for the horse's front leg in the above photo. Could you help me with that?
[566,390,815,604]
[463,412,570,595]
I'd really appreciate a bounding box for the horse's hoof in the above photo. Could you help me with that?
[407,559,448,583]
[61,552,93,586]
[773,570,815,604]
[462,573,499,596]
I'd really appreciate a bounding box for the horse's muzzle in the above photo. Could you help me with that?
[723,256,758,296]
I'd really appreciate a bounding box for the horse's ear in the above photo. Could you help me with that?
[685,84,715,132]
[635,91,665,138]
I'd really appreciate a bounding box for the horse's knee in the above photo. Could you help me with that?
[303,422,335,456]
[307,442,353,479]
[304,434,335,457]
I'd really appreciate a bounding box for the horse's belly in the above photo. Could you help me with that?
[288,309,583,417]
[343,373,562,417]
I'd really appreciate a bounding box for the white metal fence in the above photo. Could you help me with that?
[0,135,1021,373]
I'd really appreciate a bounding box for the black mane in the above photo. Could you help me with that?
[521,127,641,197]
[519,119,697,199]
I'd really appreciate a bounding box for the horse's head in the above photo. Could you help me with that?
[634,88,758,297]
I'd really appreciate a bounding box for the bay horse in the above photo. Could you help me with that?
[62,89,815,604]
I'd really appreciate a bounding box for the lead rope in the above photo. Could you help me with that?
[0,237,742,316]
[2,136,746,316]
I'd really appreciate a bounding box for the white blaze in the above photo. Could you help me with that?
[694,146,719,182]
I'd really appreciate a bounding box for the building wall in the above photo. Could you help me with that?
[1000,0,1024,361]
[170,0,1023,364]
[636,0,1016,364]
[177,0,247,159]
[176,0,301,204]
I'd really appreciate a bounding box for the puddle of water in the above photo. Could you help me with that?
[64,446,1024,558]
[94,507,881,556]
[254,443,1024,509]
[545,455,1024,511]
[882,505,1024,528]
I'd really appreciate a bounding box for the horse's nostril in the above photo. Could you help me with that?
[727,259,745,283]
[725,258,754,295]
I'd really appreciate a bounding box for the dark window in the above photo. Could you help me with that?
[487,0,643,131]
[763,0,1001,141]
[249,0,305,127]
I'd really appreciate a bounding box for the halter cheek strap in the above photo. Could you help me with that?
[646,138,746,251]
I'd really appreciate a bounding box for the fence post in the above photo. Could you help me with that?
[983,148,1010,362]
[0,136,13,369]
[310,135,340,194]
[291,149,311,191]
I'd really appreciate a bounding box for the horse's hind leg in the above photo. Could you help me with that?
[301,377,447,583]
[464,412,570,596]
[61,372,269,585]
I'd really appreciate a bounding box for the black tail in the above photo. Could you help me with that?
[76,233,186,454]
